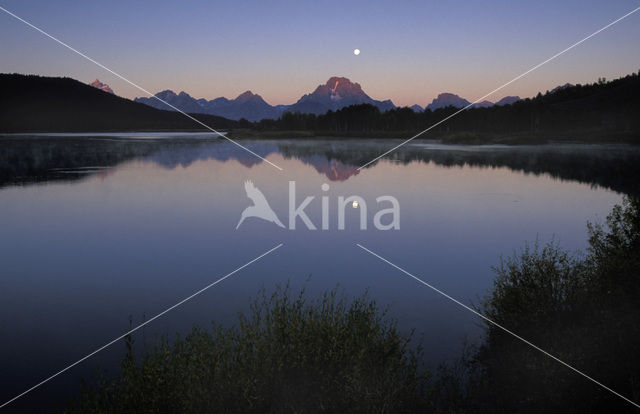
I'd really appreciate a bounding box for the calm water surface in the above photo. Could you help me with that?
[1,133,638,412]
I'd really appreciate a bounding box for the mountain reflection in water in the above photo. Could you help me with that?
[1,135,639,195]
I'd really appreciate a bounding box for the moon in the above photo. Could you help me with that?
[353,48,360,56]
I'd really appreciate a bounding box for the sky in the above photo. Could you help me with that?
[1,0,639,107]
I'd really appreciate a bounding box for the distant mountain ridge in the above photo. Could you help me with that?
[426,93,471,110]
[89,79,114,94]
[135,77,525,121]
[426,93,522,110]
[135,77,395,122]
[3,72,639,138]
[494,96,521,106]
[136,89,282,122]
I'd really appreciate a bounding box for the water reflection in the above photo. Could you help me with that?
[1,134,639,194]
[0,133,631,413]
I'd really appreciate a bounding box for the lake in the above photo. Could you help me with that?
[1,133,638,412]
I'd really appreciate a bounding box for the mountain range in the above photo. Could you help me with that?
[135,77,396,122]
[3,72,639,138]
[133,76,520,121]
[422,93,521,111]
[136,89,284,122]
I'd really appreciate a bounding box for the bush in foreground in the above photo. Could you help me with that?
[64,284,429,414]
[472,197,640,413]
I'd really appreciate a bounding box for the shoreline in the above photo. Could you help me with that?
[225,129,640,144]
[1,129,638,145]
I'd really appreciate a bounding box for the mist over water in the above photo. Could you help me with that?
[0,133,634,412]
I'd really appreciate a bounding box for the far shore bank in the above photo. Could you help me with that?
[2,129,638,145]
[227,129,640,145]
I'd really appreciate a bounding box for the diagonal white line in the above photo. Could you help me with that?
[0,243,284,410]
[0,6,284,171]
[357,5,640,170]
[356,243,640,409]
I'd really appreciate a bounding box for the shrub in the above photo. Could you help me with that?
[473,197,640,412]
[64,283,429,414]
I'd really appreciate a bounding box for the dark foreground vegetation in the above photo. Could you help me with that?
[64,197,640,413]
[467,197,640,412]
[64,286,429,413]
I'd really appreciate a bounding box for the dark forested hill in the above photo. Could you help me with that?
[0,74,239,132]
